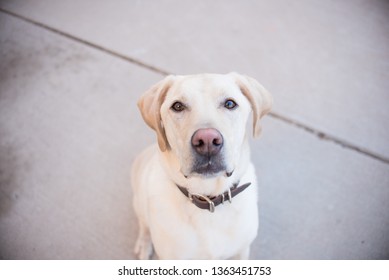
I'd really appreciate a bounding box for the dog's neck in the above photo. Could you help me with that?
[177,175,236,197]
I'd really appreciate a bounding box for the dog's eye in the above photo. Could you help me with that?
[224,99,238,110]
[171,101,186,112]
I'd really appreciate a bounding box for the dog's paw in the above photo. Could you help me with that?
[134,234,153,260]
[231,247,250,260]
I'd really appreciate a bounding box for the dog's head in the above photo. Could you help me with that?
[138,72,272,178]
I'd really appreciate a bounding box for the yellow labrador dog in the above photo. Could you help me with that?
[131,72,272,259]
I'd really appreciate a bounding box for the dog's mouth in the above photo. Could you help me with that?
[193,161,225,176]
[182,155,233,178]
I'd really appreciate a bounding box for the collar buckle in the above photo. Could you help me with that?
[188,192,215,213]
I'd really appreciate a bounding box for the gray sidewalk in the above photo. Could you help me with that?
[0,0,388,259]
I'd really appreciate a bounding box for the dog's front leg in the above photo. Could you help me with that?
[134,221,154,260]
[231,247,250,260]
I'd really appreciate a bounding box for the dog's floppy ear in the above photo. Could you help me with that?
[137,75,175,152]
[229,72,273,137]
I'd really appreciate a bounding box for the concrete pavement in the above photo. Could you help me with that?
[0,0,388,259]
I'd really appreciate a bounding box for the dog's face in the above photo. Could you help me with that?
[138,73,272,179]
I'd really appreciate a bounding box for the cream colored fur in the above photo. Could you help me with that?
[131,72,272,259]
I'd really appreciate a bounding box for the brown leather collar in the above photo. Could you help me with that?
[176,182,251,213]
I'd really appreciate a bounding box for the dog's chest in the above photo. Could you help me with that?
[150,188,258,259]
[191,209,255,258]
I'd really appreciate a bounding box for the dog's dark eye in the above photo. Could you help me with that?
[171,101,186,112]
[224,99,238,110]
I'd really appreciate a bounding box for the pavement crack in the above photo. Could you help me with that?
[269,112,389,165]
[2,8,388,166]
[0,8,171,76]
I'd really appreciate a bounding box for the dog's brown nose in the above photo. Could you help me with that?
[191,128,223,156]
